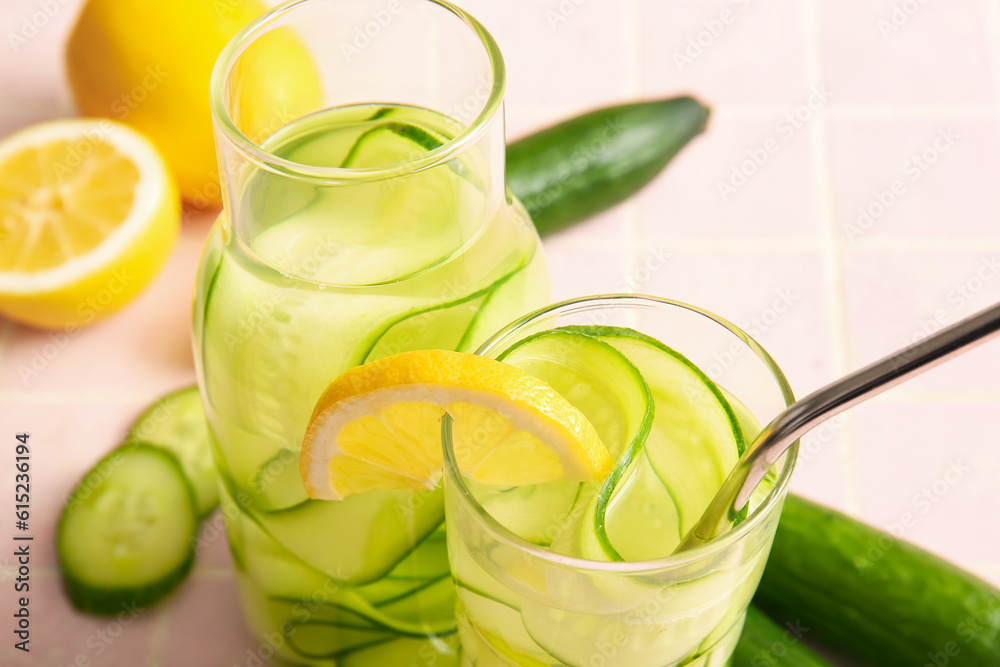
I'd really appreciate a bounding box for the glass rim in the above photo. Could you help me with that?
[442,294,799,574]
[209,0,506,184]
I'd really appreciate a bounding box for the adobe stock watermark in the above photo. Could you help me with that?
[717,86,831,201]
[187,108,297,213]
[110,65,168,121]
[7,0,74,53]
[616,245,671,293]
[546,0,591,31]
[445,75,492,127]
[854,459,969,574]
[843,127,959,242]
[54,601,145,667]
[17,268,135,384]
[921,593,1000,667]
[796,415,845,465]
[673,0,754,72]
[45,119,123,181]
[223,236,341,351]
[233,567,347,667]
[878,0,930,41]
[905,592,1000,667]
[340,0,404,62]
[704,287,799,381]
[520,115,628,222]
[891,254,999,365]
[749,619,810,667]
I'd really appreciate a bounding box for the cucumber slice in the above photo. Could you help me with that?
[272,577,456,637]
[456,587,540,660]
[249,447,308,512]
[337,634,460,667]
[240,507,333,600]
[376,576,456,634]
[342,118,480,189]
[356,575,440,607]
[511,327,750,666]
[456,239,541,353]
[341,123,443,168]
[126,385,218,518]
[246,487,445,585]
[384,527,450,580]
[562,326,744,559]
[478,482,583,546]
[57,444,198,614]
[362,276,505,364]
[217,475,247,570]
[495,330,653,556]
[284,621,395,660]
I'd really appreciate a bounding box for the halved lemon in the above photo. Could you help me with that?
[300,349,614,501]
[0,119,179,329]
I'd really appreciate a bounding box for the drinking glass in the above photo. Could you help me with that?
[443,295,797,667]
[192,1,549,663]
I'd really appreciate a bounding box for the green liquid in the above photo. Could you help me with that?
[449,332,777,667]
[193,103,549,666]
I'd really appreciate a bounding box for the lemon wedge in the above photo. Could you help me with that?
[301,349,614,501]
[0,119,179,329]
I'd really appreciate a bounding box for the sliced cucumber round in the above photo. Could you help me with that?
[246,487,445,586]
[336,633,460,667]
[562,326,745,558]
[126,384,218,518]
[496,329,653,558]
[284,621,395,661]
[57,444,198,614]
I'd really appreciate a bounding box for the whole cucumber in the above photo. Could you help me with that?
[732,606,833,667]
[506,97,710,236]
[754,495,1000,666]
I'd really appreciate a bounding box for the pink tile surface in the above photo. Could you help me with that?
[544,238,631,302]
[639,0,810,105]
[460,0,627,132]
[0,225,207,400]
[787,413,853,510]
[635,111,824,241]
[844,249,1000,393]
[160,575,257,667]
[0,573,162,666]
[819,0,997,106]
[830,118,1000,240]
[641,249,839,395]
[0,0,81,110]
[2,0,1000,664]
[853,400,1000,570]
[0,401,147,567]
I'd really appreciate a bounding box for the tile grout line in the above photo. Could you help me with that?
[622,0,642,286]
[801,0,863,515]
[146,606,172,667]
[628,236,1000,253]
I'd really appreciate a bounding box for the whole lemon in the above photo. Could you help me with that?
[65,0,322,206]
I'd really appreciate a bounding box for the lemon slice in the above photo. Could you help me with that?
[300,349,614,501]
[0,119,179,329]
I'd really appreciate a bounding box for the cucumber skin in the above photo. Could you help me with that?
[125,384,219,519]
[57,444,198,616]
[506,97,710,236]
[732,606,832,667]
[754,495,1000,666]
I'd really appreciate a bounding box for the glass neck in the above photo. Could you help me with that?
[209,0,508,287]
